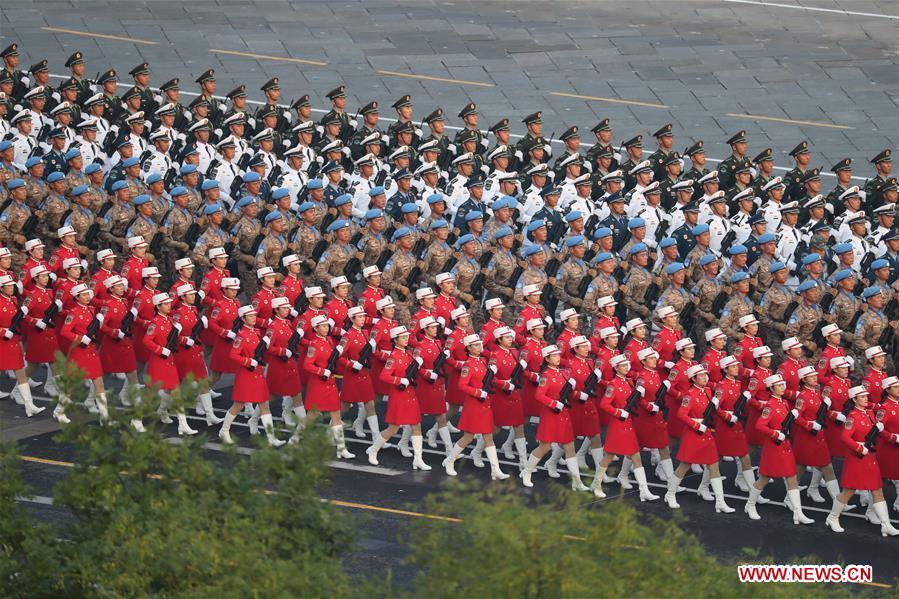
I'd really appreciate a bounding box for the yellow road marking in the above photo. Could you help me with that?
[41,27,159,45]
[550,91,669,109]
[209,49,328,67]
[725,113,852,130]
[377,70,495,88]
[21,455,75,468]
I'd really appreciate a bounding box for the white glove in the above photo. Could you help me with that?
[710,397,719,407]
[553,400,565,411]
[129,306,138,316]
[811,422,822,432]
[544,316,553,326]
[261,335,270,345]
[519,359,528,368]
[860,445,869,456]
[876,422,885,432]
[836,413,847,423]
[662,380,672,389]
[249,359,258,369]
[664,361,675,370]
[3,329,13,339]
[416,356,424,366]
[636,385,645,396]
[742,391,751,399]
[335,344,344,354]
[729,413,738,424]
[197,290,205,302]
[479,390,488,399]
[281,349,292,359]
[650,404,660,414]
[161,347,171,358]
[823,397,832,408]
[697,423,707,433]
[227,330,236,340]
[619,410,630,420]
[369,338,376,348]
[428,371,438,381]
[567,377,576,387]
[35,320,47,331]
[290,309,299,318]
[579,392,589,402]
[185,338,195,347]
[776,432,786,442]
[507,383,517,392]
[790,409,799,419]
[95,312,104,323]
[400,377,410,387]
[297,328,305,339]
[337,328,345,337]
[352,360,363,371]
[323,369,332,378]
[116,329,125,339]
[81,335,91,346]
[891,434,899,445]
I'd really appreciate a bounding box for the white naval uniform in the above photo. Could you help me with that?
[278,165,309,207]
[11,131,36,169]
[517,186,544,225]
[636,203,668,244]
[142,149,173,180]
[195,141,216,175]
[729,211,752,245]
[703,213,732,254]
[761,200,782,234]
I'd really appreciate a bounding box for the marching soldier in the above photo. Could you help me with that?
[230,196,263,295]
[0,179,32,266]
[757,262,794,352]
[853,287,896,370]
[863,149,892,210]
[512,245,549,308]
[419,219,454,285]
[313,220,354,287]
[381,227,418,323]
[717,130,748,190]
[719,272,755,341]
[620,244,655,320]
[785,281,824,356]
[552,236,589,309]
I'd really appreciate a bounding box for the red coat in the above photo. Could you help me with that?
[489,346,525,427]
[624,337,649,372]
[555,327,578,367]
[535,366,575,444]
[131,286,157,362]
[433,293,456,327]
[480,318,504,358]
[89,267,116,308]
[325,296,352,339]
[60,303,103,379]
[793,385,831,467]
[0,294,24,370]
[414,335,446,415]
[369,315,396,395]
[99,295,137,373]
[701,348,726,387]
[297,306,327,386]
[666,357,696,439]
[360,285,386,319]
[208,298,241,373]
[777,357,806,402]
[200,267,226,308]
[22,286,59,363]
[120,255,149,299]
[303,334,343,412]
[379,347,421,425]
[863,369,887,406]
[816,343,845,381]
[457,356,494,434]
[567,355,600,437]
[444,326,471,407]
[600,375,640,456]
[823,375,851,457]
[168,277,195,309]
[48,245,79,278]
[746,366,773,446]
[409,307,438,346]
[630,365,668,448]
[734,334,761,372]
[339,326,376,405]
[230,327,270,403]
[840,408,883,490]
[876,399,899,480]
[652,326,681,368]
[278,274,304,307]
[20,257,49,292]
[755,397,798,478]
[713,376,749,457]
[520,336,547,417]
[513,303,544,345]
[252,286,278,330]
[676,386,719,465]
[172,304,207,381]
[261,316,301,396]
[143,313,181,390]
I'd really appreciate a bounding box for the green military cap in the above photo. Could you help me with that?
[359,100,378,114]
[424,107,444,123]
[97,69,116,84]
[726,130,747,145]
[652,123,673,138]
[0,44,19,58]
[871,149,892,164]
[684,140,704,156]
[326,85,346,100]
[392,94,412,109]
[560,126,579,141]
[734,159,753,174]
[159,78,180,92]
[129,62,149,76]
[753,148,773,163]
[789,140,809,157]
[522,111,542,125]
[260,77,279,91]
[64,51,84,67]
[591,118,611,134]
[457,102,477,118]
[489,118,510,133]
[29,59,49,74]
[801,168,821,183]
[195,69,215,84]
[830,158,851,172]
[290,94,311,110]
[622,134,643,149]
[226,84,247,100]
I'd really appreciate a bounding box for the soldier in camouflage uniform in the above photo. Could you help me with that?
[125,195,159,250]
[419,219,454,286]
[381,227,418,323]
[190,204,229,270]
[690,254,725,351]
[621,243,655,320]
[785,281,824,358]
[230,196,263,296]
[100,180,135,252]
[37,172,70,242]
[653,262,691,333]
[552,235,589,310]
[826,269,861,349]
[255,211,289,270]
[290,202,323,275]
[83,164,106,213]
[684,223,712,285]
[357,208,390,269]
[23,159,50,210]
[513,245,549,308]
[583,251,619,322]
[484,224,518,310]
[853,287,896,371]
[749,233,777,301]
[314,219,354,288]
[0,179,31,266]
[757,261,793,356]
[62,186,96,255]
[719,272,756,342]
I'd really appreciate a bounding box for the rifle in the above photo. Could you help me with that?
[584,214,600,240]
[189,314,206,340]
[878,326,894,355]
[510,352,528,388]
[42,299,62,328]
[711,291,728,318]
[558,377,574,406]
[375,246,394,272]
[84,200,113,248]
[644,279,661,307]
[731,391,749,424]
[576,273,593,297]
[623,387,641,415]
[148,228,165,257]
[779,300,799,324]
[775,408,798,445]
[399,355,422,389]
[440,254,459,274]
[8,306,28,336]
[654,218,670,243]
[545,256,562,278]
[230,315,244,339]
[718,230,736,254]
[863,418,882,452]
[679,301,696,335]
[282,327,304,362]
[410,236,427,260]
[698,395,716,433]
[80,314,103,348]
[164,323,181,353]
[21,213,39,238]
[841,397,856,418]
[812,398,829,436]
[654,380,669,418]
[819,291,835,314]
[432,348,449,378]
[847,307,864,331]
[119,307,137,336]
[402,265,423,299]
[321,342,343,380]
[183,221,201,247]
[481,365,496,396]
[250,334,268,369]
[303,238,328,274]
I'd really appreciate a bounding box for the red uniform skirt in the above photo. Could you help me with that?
[491,390,524,427]
[100,339,137,374]
[713,415,749,457]
[522,381,540,417]
[305,376,340,412]
[458,395,494,434]
[604,416,640,456]
[759,438,797,478]
[66,345,102,380]
[634,410,668,449]
[385,388,421,425]
[536,406,575,444]
[211,338,238,373]
[445,367,465,406]
[746,405,766,446]
[793,427,831,468]
[174,346,208,382]
[841,451,882,490]
[878,440,899,480]
[825,425,847,458]
[667,395,685,439]
[417,378,446,415]
[266,356,301,396]
[568,397,600,437]
[233,366,269,403]
[677,428,718,465]
[0,337,25,370]
[133,328,151,363]
[25,329,57,363]
[146,354,180,391]
[370,355,389,395]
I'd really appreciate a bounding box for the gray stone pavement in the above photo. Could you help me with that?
[1,0,897,180]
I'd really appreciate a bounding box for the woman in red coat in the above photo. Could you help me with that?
[822,356,853,458]
[746,345,774,447]
[630,347,673,482]
[370,296,398,397]
[207,277,242,386]
[142,292,197,436]
[743,374,814,525]
[488,326,527,470]
[172,286,221,427]
[59,284,109,423]
[0,275,44,417]
[340,306,378,439]
[443,305,474,419]
[367,325,431,471]
[301,313,352,458]
[623,318,650,372]
[218,305,285,448]
[713,355,755,494]
[664,364,734,514]
[877,377,899,512]
[826,386,899,536]
[263,296,303,416]
[415,316,453,454]
[562,336,602,476]
[21,265,60,403]
[519,318,548,419]
[131,266,162,365]
[593,354,659,501]
[665,337,697,440]
[519,345,589,492]
[792,366,842,506]
[441,333,509,481]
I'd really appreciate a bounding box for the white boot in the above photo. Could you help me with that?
[741,468,769,504]
[824,479,842,503]
[248,406,260,435]
[486,446,509,480]
[787,489,814,525]
[332,425,355,459]
[366,414,380,440]
[826,499,845,533]
[425,422,439,448]
[697,467,714,501]
[177,412,198,436]
[11,384,23,405]
[282,396,297,427]
[194,396,206,416]
[691,463,703,474]
[711,477,735,513]
[745,486,762,520]
[658,458,675,486]
[515,437,528,472]
[95,392,109,422]
[616,456,633,490]
[119,382,133,407]
[734,461,748,492]
[200,393,223,425]
[130,418,145,432]
[438,425,454,457]
[289,406,307,444]
[501,427,516,460]
[412,435,431,471]
[520,453,540,488]
[575,437,590,470]
[893,481,899,513]
[367,433,387,465]
[634,467,658,501]
[567,457,589,491]
[262,414,285,447]
[219,411,236,444]
[591,465,607,498]
[44,369,59,397]
[546,444,563,478]
[18,383,45,417]
[874,502,899,536]
[665,474,682,508]
[865,492,881,525]
[655,460,668,482]
[158,392,173,424]
[806,468,825,503]
[396,426,413,457]
[443,443,463,476]
[351,403,365,437]
[470,435,485,468]
[53,395,71,424]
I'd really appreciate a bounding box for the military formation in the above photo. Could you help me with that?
[1,44,899,536]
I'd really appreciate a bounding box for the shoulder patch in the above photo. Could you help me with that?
[823,386,831,397]
[307,345,316,358]
[146,323,156,337]
[64,313,74,325]
[761,406,771,419]
[604,385,614,397]
[668,368,679,381]
[817,358,826,370]
[844,417,853,430]
[211,307,220,319]
[876,409,885,422]
[748,378,757,391]
[681,396,690,408]
[172,313,180,323]
[795,397,803,411]
[537,375,546,387]
[460,364,469,378]
[234,336,242,349]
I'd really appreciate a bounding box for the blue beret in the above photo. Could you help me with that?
[565,211,583,223]
[170,186,188,197]
[522,245,544,258]
[629,243,648,255]
[770,261,786,273]
[758,233,777,244]
[729,244,747,255]
[593,227,612,239]
[6,178,25,190]
[298,201,316,213]
[392,227,412,242]
[730,272,750,283]
[203,203,223,215]
[0,140,12,151]
[145,172,163,185]
[796,280,817,294]
[427,193,445,205]
[802,253,821,266]
[180,164,198,176]
[862,286,883,300]
[25,157,42,168]
[84,163,102,175]
[364,208,384,221]
[71,184,89,196]
[430,219,449,230]
[327,219,350,233]
[699,254,717,267]
[265,211,284,224]
[829,269,854,284]
[47,171,66,183]
[236,196,256,209]
[494,225,513,240]
[402,202,420,215]
[564,235,585,248]
[465,210,483,222]
[333,192,352,207]
[872,259,890,270]
[526,220,546,233]
[64,148,81,161]
[595,251,614,263]
[242,171,260,183]
[666,262,685,275]
[628,217,646,229]
[659,237,677,249]
[691,223,710,236]
[133,194,151,206]
[110,179,128,191]
[201,179,219,191]
[122,157,140,168]
[834,242,852,254]
[307,179,324,190]
[456,233,475,248]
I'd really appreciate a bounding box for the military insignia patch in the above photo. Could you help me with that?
[461,365,469,378]
[669,368,679,381]
[876,409,885,422]
[795,397,804,410]
[823,386,831,398]
[817,358,825,370]
[201,278,209,290]
[146,324,156,336]
[748,378,757,391]
[761,406,771,419]
[681,396,690,408]
[211,307,220,319]
[734,345,743,355]
[307,346,316,358]
[538,375,546,387]
[845,417,853,430]
[605,385,614,397]
[64,314,74,325]
[297,318,306,329]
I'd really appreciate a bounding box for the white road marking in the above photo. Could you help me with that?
[724,0,899,20]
